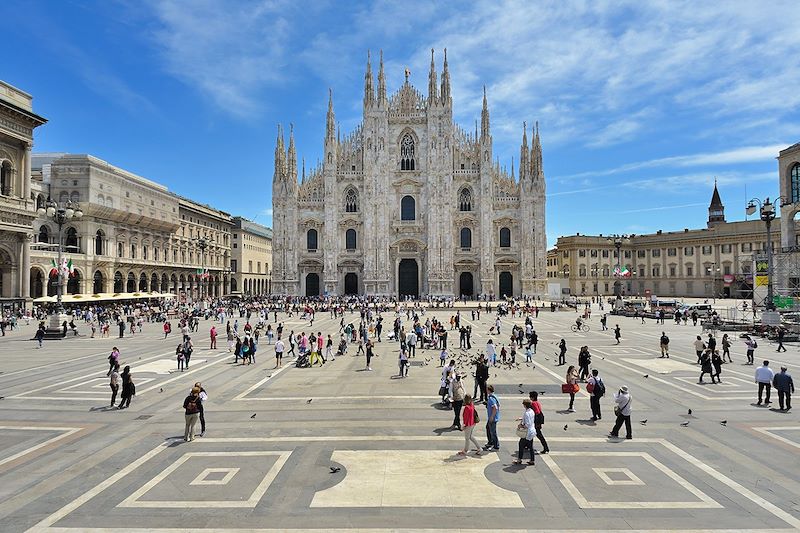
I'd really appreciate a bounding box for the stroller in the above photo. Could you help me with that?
[295,352,310,368]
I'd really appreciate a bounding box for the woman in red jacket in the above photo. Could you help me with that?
[458,395,482,456]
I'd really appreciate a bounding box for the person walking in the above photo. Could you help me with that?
[450,374,465,430]
[745,335,757,365]
[107,347,120,376]
[326,334,334,362]
[699,351,716,384]
[776,327,787,352]
[176,341,186,371]
[459,395,482,455]
[558,339,567,366]
[274,336,285,368]
[587,369,604,421]
[578,346,591,381]
[118,365,135,409]
[194,382,208,437]
[476,355,489,402]
[398,344,409,377]
[659,332,670,358]
[514,398,536,465]
[529,390,549,454]
[694,335,706,364]
[483,385,501,451]
[755,360,774,406]
[183,337,194,369]
[565,365,579,412]
[35,324,45,348]
[773,366,794,411]
[608,386,632,440]
[209,326,217,350]
[365,339,374,370]
[486,339,497,367]
[183,386,201,442]
[712,351,724,383]
[614,325,621,345]
[109,362,120,408]
[722,333,732,363]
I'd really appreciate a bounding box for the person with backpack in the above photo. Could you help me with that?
[483,385,501,451]
[587,368,605,421]
[459,394,482,455]
[194,382,208,437]
[529,390,549,454]
[659,332,670,358]
[183,386,202,442]
[744,335,757,365]
[609,385,632,440]
[107,347,120,376]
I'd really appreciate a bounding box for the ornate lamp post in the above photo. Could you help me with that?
[222,267,231,296]
[195,233,210,301]
[746,197,783,311]
[606,234,631,298]
[591,263,600,297]
[38,197,82,335]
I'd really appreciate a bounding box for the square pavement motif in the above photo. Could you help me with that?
[753,426,800,450]
[118,450,290,508]
[0,426,81,470]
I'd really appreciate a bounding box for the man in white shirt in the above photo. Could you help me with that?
[274,337,285,369]
[755,360,775,406]
[608,386,632,440]
[405,330,416,358]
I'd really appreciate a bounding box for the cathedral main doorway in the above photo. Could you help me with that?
[398,259,419,298]
[499,271,513,298]
[459,272,474,298]
[305,273,320,297]
[344,273,358,295]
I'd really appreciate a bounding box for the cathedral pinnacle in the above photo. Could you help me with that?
[519,122,529,180]
[440,47,451,104]
[428,48,438,105]
[364,50,374,109]
[273,123,286,183]
[287,123,297,182]
[377,50,386,105]
[326,89,335,139]
[480,86,490,140]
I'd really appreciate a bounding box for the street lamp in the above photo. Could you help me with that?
[606,234,631,298]
[38,197,83,336]
[195,233,210,301]
[706,263,721,303]
[222,267,231,296]
[746,196,783,311]
[591,263,600,297]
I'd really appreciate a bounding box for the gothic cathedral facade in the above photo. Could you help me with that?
[271,50,547,298]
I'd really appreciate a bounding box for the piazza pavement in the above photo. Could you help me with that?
[0,301,798,532]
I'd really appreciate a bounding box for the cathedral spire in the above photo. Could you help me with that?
[301,157,306,183]
[519,121,529,181]
[287,123,297,183]
[440,48,451,104]
[531,121,543,180]
[273,124,286,184]
[377,50,387,105]
[481,86,491,140]
[428,48,438,105]
[364,50,374,109]
[326,89,335,139]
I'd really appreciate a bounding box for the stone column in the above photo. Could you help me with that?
[21,233,31,301]
[23,142,32,201]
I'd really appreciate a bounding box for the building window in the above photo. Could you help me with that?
[118,243,124,258]
[248,260,252,272]
[94,230,104,255]
[723,264,731,275]
[579,266,586,277]
[721,244,732,253]
[499,227,511,248]
[702,245,713,255]
[791,163,800,203]
[667,248,677,256]
[38,225,49,244]
[154,248,159,261]
[624,250,631,258]
[651,249,661,257]
[400,134,415,170]
[687,265,693,277]
[257,262,261,273]
[346,228,357,250]
[230,259,237,273]
[307,229,318,250]
[233,243,237,249]
[143,246,148,260]
[458,187,472,211]
[590,250,598,258]
[602,250,609,258]
[344,188,358,212]
[460,227,472,249]
[130,244,136,259]
[741,243,752,252]
[669,266,676,277]
[637,250,646,258]
[579,249,586,257]
[684,247,694,255]
[652,266,660,277]
[401,195,415,221]
[638,267,645,277]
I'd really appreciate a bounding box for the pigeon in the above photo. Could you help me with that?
[688,409,693,415]
[518,389,524,394]
[643,374,649,378]
[250,413,257,419]
[720,420,727,426]
[519,383,524,388]
[563,424,568,431]
[680,421,690,427]
[640,419,647,425]
[307,399,313,404]
[159,388,163,393]
[329,466,341,473]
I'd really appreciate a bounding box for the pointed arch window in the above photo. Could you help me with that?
[401,195,416,221]
[458,187,472,211]
[346,229,357,250]
[460,227,472,249]
[400,134,415,170]
[38,225,49,244]
[307,228,318,251]
[95,230,104,255]
[65,227,79,250]
[344,188,358,212]
[499,227,511,248]
[791,163,800,203]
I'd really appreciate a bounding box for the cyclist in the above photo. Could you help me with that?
[575,317,584,330]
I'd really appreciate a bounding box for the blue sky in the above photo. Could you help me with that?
[5,1,800,245]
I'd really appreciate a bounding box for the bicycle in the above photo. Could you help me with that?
[570,323,590,333]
